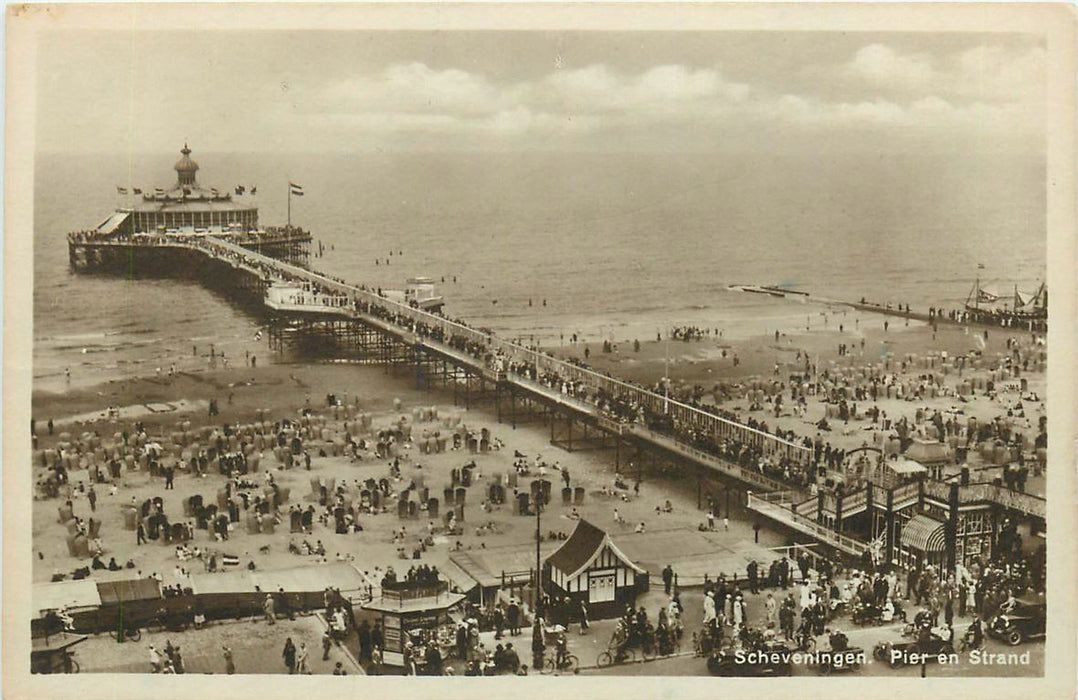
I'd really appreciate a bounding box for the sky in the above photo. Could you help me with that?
[35,30,1046,154]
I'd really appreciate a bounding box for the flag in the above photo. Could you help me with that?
[133,187,143,195]
[235,185,246,195]
[221,554,240,567]
[116,186,128,195]
[290,182,304,196]
[977,263,986,270]
[250,186,257,194]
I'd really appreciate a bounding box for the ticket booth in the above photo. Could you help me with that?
[542,519,648,619]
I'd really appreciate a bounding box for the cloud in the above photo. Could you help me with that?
[314,62,749,133]
[838,41,1045,105]
[267,44,1048,148]
[845,44,935,90]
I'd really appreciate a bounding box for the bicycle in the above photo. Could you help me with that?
[793,630,816,653]
[639,635,658,661]
[115,624,141,643]
[63,650,81,674]
[596,646,638,668]
[542,653,579,674]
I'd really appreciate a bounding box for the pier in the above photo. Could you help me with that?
[67,229,1047,564]
[68,231,812,510]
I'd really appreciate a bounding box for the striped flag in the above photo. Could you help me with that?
[235,185,246,195]
[221,554,240,567]
[133,187,143,195]
[116,186,128,195]
[290,182,304,196]
[250,186,257,194]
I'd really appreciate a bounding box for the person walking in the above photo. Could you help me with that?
[222,645,235,675]
[357,620,373,661]
[507,599,521,636]
[322,630,333,661]
[747,560,759,595]
[172,647,185,674]
[148,645,162,673]
[662,564,674,596]
[87,486,97,513]
[283,638,297,674]
[296,641,310,674]
[370,645,383,676]
[137,522,146,546]
[263,594,276,624]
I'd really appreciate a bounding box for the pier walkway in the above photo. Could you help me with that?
[79,234,813,499]
[70,233,1046,553]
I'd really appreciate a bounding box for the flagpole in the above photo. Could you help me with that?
[287,182,291,227]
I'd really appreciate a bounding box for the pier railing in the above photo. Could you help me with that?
[69,233,1048,518]
[918,477,1044,518]
[746,492,869,556]
[192,235,814,469]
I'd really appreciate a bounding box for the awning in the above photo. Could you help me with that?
[33,579,102,616]
[189,562,367,596]
[900,514,947,552]
[890,458,928,475]
[904,439,953,465]
[95,578,162,605]
[254,562,367,594]
[439,558,479,595]
[95,211,130,236]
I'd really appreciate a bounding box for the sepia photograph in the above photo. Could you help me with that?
[4,3,1076,698]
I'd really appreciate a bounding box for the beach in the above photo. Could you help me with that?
[32,305,1047,585]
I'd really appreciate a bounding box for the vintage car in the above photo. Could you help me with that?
[707,639,794,677]
[988,601,1046,646]
[873,632,956,669]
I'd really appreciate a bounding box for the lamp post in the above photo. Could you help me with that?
[663,324,671,414]
[535,490,544,620]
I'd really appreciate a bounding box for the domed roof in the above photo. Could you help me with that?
[174,143,199,175]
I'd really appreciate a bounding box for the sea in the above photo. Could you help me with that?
[33,150,1046,394]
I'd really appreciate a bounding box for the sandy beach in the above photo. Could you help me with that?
[32,305,1047,587]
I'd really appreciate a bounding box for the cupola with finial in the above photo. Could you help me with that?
[174,143,200,187]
